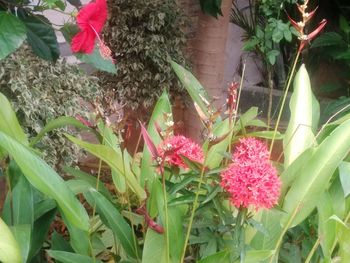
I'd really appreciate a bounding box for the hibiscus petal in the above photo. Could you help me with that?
[71,29,96,53]
[76,0,107,33]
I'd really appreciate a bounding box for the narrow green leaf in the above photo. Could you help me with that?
[63,166,113,201]
[233,250,275,263]
[84,189,140,259]
[283,64,319,168]
[0,12,26,60]
[246,130,283,140]
[317,192,336,258]
[282,118,350,228]
[11,224,31,263]
[0,92,28,145]
[339,162,350,198]
[0,131,89,231]
[30,116,96,146]
[329,215,350,261]
[140,90,172,186]
[171,60,211,117]
[0,218,22,263]
[47,250,103,263]
[142,229,166,263]
[198,250,230,263]
[66,134,146,200]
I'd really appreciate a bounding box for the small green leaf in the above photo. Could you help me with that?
[0,12,26,60]
[11,224,31,263]
[77,47,117,74]
[197,250,230,263]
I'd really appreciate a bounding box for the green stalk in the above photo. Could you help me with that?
[304,237,320,263]
[180,154,208,262]
[162,171,170,263]
[233,207,247,263]
[269,51,301,154]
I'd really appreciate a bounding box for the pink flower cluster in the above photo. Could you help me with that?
[220,137,281,210]
[157,135,204,169]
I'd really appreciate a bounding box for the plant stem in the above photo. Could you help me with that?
[162,172,170,263]
[267,64,274,129]
[233,207,247,263]
[269,203,301,263]
[269,51,301,155]
[180,155,208,263]
[304,237,320,263]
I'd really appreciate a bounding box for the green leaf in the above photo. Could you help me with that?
[329,215,350,261]
[30,116,97,147]
[199,0,223,18]
[0,131,89,231]
[28,207,56,260]
[283,64,319,168]
[282,118,350,228]
[0,12,26,60]
[0,93,28,145]
[339,162,350,198]
[77,46,117,74]
[0,218,22,263]
[142,229,167,263]
[267,50,279,65]
[311,32,344,48]
[63,166,113,202]
[84,189,140,259]
[11,224,31,263]
[140,90,172,186]
[171,60,211,117]
[22,15,60,61]
[47,250,103,263]
[246,130,283,140]
[233,250,275,263]
[339,15,350,34]
[317,192,336,258]
[66,134,146,200]
[198,250,230,263]
[11,171,34,226]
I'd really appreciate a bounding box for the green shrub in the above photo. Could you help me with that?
[0,45,101,168]
[99,0,188,108]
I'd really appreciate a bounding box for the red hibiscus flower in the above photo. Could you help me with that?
[71,0,112,60]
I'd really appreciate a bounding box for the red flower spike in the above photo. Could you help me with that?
[76,114,93,128]
[71,0,113,61]
[287,13,304,34]
[303,6,318,23]
[299,19,327,52]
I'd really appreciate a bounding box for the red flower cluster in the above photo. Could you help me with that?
[157,135,204,169]
[71,0,113,61]
[220,138,281,210]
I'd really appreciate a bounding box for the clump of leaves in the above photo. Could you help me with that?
[0,45,101,169]
[98,0,188,109]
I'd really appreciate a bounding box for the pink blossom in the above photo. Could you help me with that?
[220,138,281,210]
[157,135,204,169]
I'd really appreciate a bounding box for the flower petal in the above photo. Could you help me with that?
[71,29,96,53]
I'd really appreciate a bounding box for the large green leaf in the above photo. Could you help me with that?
[0,131,89,231]
[140,90,172,186]
[339,162,350,198]
[283,64,319,168]
[30,116,97,146]
[282,118,350,228]
[22,15,60,61]
[84,189,140,259]
[171,60,211,117]
[233,250,275,263]
[329,215,350,261]
[66,134,146,200]
[0,218,22,263]
[47,250,103,263]
[0,12,26,60]
[0,93,28,145]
